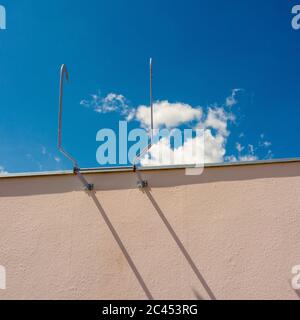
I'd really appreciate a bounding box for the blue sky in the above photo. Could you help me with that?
[0,0,300,173]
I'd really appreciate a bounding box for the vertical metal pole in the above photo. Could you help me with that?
[150,58,154,143]
[58,65,68,152]
[133,58,155,180]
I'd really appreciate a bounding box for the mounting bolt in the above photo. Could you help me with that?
[137,180,148,189]
[84,183,94,191]
[73,167,80,174]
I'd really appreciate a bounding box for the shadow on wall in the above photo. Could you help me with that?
[89,176,216,300]
[1,162,300,197]
[192,288,205,300]
[89,191,154,300]
[143,187,216,300]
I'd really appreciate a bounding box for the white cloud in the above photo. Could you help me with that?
[259,134,272,148]
[33,146,64,169]
[265,150,274,159]
[226,88,243,107]
[225,155,238,162]
[140,104,233,165]
[262,141,272,147]
[202,129,227,163]
[80,92,135,121]
[227,143,259,163]
[41,146,47,155]
[236,142,245,153]
[248,144,255,155]
[141,136,203,166]
[0,166,8,175]
[54,157,61,163]
[225,153,258,163]
[204,107,234,137]
[82,87,272,166]
[141,128,227,166]
[137,95,236,165]
[239,155,258,162]
[136,101,202,128]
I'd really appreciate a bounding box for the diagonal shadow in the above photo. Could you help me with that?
[192,288,205,300]
[89,191,154,300]
[144,188,217,300]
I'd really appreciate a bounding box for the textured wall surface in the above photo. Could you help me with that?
[0,162,300,300]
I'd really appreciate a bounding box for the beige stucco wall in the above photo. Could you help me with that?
[0,161,300,300]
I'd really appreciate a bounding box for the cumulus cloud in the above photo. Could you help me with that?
[82,88,272,166]
[259,134,272,148]
[202,128,227,163]
[141,103,233,166]
[141,127,228,166]
[136,101,202,128]
[265,150,274,159]
[204,107,234,137]
[226,142,259,162]
[226,88,243,107]
[224,155,238,162]
[236,142,245,153]
[239,155,257,161]
[135,93,237,165]
[32,146,63,170]
[141,135,204,166]
[80,92,135,121]
[81,89,240,165]
[262,141,272,147]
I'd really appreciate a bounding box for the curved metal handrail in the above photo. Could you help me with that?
[57,64,93,190]
[58,64,79,169]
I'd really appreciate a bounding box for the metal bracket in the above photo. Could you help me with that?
[73,167,94,191]
[134,166,148,188]
[137,180,148,189]
[58,64,94,191]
